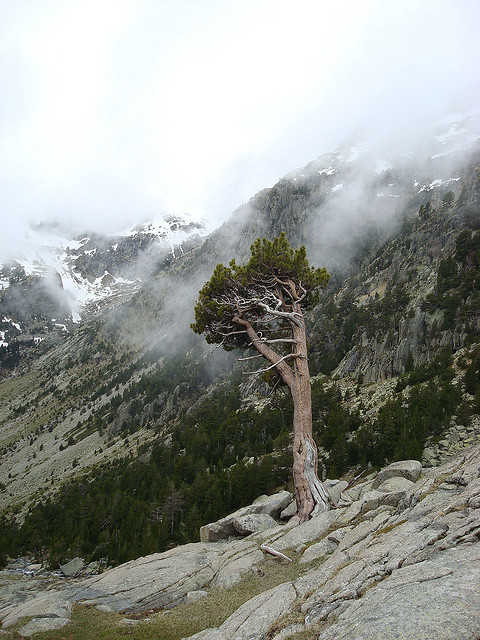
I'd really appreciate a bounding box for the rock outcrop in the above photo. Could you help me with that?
[1,445,479,639]
[199,490,292,542]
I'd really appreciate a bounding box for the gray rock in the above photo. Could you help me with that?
[200,491,292,542]
[371,460,422,488]
[233,513,278,535]
[274,510,341,551]
[60,557,85,577]
[251,491,293,518]
[218,582,297,639]
[327,480,348,504]
[272,623,305,639]
[200,516,240,542]
[375,476,415,503]
[280,500,297,520]
[81,542,217,611]
[337,509,392,553]
[85,561,101,575]
[327,527,351,545]
[184,629,226,640]
[360,486,408,513]
[4,447,480,640]
[316,544,480,640]
[336,499,363,525]
[341,479,374,503]
[184,585,297,639]
[0,593,72,629]
[19,616,70,636]
[212,547,263,589]
[185,590,208,603]
[300,537,338,564]
[359,489,385,513]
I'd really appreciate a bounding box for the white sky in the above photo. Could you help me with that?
[0,0,479,259]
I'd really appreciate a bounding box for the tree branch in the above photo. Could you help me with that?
[252,337,297,345]
[260,544,292,562]
[232,314,296,388]
[209,340,225,353]
[242,353,296,376]
[218,329,247,337]
[256,302,302,326]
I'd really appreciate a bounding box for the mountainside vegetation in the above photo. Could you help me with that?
[0,139,479,569]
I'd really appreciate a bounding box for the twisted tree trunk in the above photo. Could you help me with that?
[289,312,330,522]
[232,296,331,522]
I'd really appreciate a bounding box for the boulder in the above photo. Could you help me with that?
[360,485,409,513]
[326,480,348,504]
[300,537,338,564]
[250,491,293,518]
[60,557,85,577]
[233,513,278,535]
[200,518,238,543]
[375,476,414,497]
[85,561,101,575]
[280,500,297,520]
[19,617,70,637]
[200,491,292,542]
[186,590,208,603]
[340,479,374,502]
[371,460,422,488]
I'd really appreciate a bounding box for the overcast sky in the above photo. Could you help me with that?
[0,0,479,260]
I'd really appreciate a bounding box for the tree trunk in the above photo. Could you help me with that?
[234,311,331,523]
[290,314,331,522]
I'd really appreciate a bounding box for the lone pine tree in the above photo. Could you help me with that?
[192,233,332,522]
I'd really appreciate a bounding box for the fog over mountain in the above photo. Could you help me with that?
[0,0,479,261]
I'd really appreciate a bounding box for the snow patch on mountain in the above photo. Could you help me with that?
[418,177,461,193]
[0,213,208,323]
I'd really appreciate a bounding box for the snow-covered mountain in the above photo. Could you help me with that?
[0,212,207,356]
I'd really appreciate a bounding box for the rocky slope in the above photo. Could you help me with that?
[1,444,479,639]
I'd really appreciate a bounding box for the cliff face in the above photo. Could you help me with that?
[306,154,480,384]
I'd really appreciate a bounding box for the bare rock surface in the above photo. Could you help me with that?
[1,447,480,639]
[233,513,279,535]
[316,544,480,640]
[200,490,292,542]
[371,459,422,487]
[59,557,85,577]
